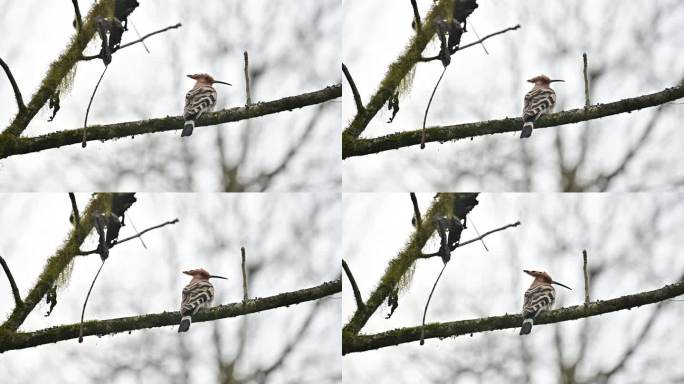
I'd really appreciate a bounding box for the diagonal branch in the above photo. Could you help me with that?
[343,83,684,158]
[71,0,83,31]
[343,277,684,354]
[76,218,179,256]
[4,0,115,137]
[342,0,454,139]
[0,278,341,353]
[418,220,521,258]
[0,255,22,308]
[343,194,466,336]
[410,0,422,32]
[0,194,114,331]
[0,84,341,160]
[342,259,364,310]
[419,24,521,62]
[342,63,364,114]
[0,57,26,112]
[80,23,182,61]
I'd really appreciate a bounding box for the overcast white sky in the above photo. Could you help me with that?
[0,193,341,384]
[343,193,684,383]
[0,0,341,191]
[342,0,684,191]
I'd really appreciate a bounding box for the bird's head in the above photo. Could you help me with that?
[187,73,232,86]
[527,74,564,86]
[183,268,228,281]
[523,269,571,290]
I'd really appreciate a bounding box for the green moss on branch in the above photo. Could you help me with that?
[343,0,453,138]
[343,194,468,336]
[4,0,115,137]
[1,194,114,331]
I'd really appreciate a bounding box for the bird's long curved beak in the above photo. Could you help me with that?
[182,270,192,275]
[186,75,194,79]
[549,79,565,83]
[523,269,532,275]
[213,80,232,86]
[552,280,572,290]
[210,275,228,280]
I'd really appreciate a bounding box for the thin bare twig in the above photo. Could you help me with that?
[79,260,105,343]
[342,63,365,114]
[241,247,249,302]
[420,262,447,345]
[583,53,590,108]
[410,192,422,230]
[0,255,23,308]
[418,221,521,258]
[421,66,447,149]
[68,192,80,227]
[243,51,252,106]
[583,249,590,305]
[420,24,521,62]
[410,0,422,32]
[77,218,179,255]
[0,57,26,112]
[80,23,182,61]
[71,0,83,31]
[82,65,109,147]
[342,259,364,310]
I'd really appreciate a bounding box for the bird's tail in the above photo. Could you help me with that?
[520,122,534,139]
[178,316,192,332]
[520,317,534,335]
[181,120,194,137]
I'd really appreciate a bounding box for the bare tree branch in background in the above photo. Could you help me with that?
[0,57,25,112]
[0,255,22,308]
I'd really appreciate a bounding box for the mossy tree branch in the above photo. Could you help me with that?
[3,0,115,137]
[0,279,341,353]
[0,84,341,160]
[0,194,115,332]
[343,83,684,158]
[343,277,684,354]
[342,0,454,139]
[343,194,465,336]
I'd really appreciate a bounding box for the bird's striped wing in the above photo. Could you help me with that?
[180,281,215,316]
[522,284,556,317]
[183,85,217,120]
[523,87,556,122]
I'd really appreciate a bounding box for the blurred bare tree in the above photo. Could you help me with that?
[0,0,340,191]
[342,0,684,191]
[342,193,684,383]
[0,193,341,384]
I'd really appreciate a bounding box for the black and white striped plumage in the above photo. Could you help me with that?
[520,283,556,335]
[178,280,215,332]
[182,84,217,137]
[521,87,556,138]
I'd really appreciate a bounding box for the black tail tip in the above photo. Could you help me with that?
[520,123,533,139]
[520,322,532,335]
[181,123,194,137]
[177,319,191,333]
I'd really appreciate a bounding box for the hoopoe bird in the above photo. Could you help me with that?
[521,74,564,139]
[182,73,232,137]
[178,268,227,332]
[520,269,571,335]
